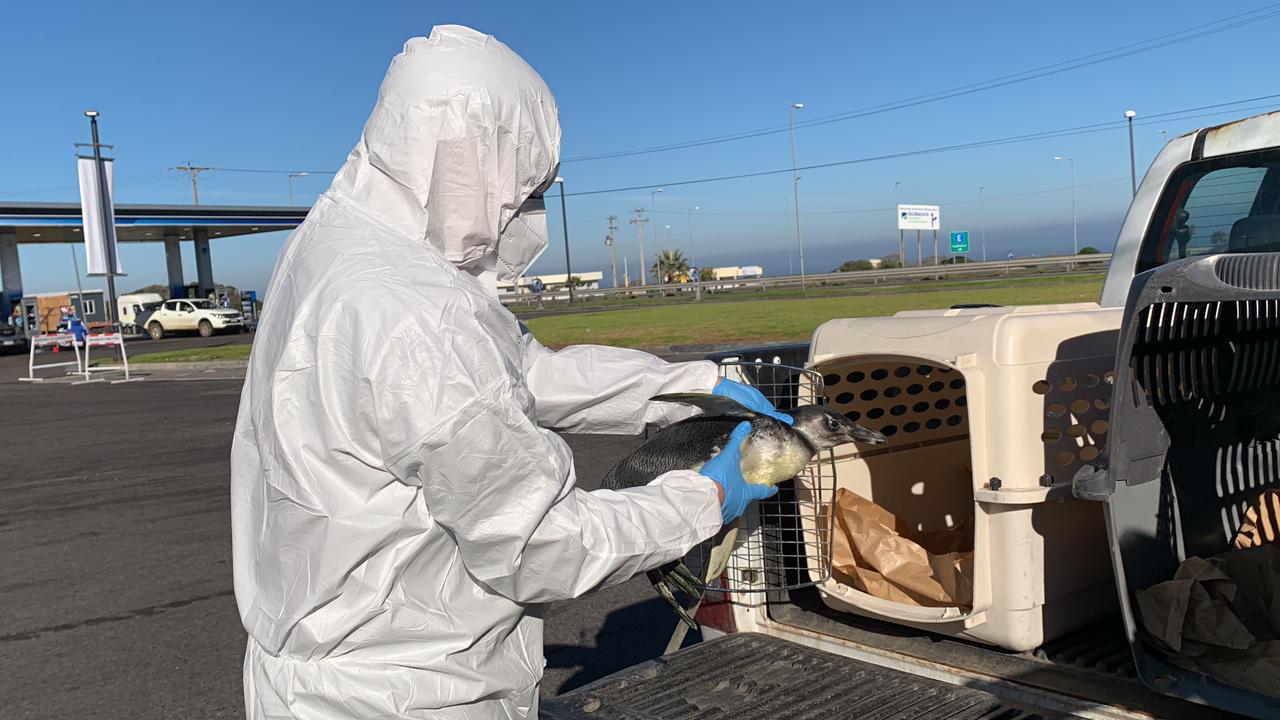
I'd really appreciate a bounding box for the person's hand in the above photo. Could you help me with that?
[700,422,778,524]
[713,378,793,425]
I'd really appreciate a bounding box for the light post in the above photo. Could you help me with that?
[979,185,987,262]
[894,180,903,267]
[1054,156,1078,262]
[83,110,119,331]
[555,177,573,305]
[647,188,662,285]
[1158,129,1168,146]
[288,172,309,205]
[788,102,806,290]
[1125,110,1137,197]
[687,206,700,267]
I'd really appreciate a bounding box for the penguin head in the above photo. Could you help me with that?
[791,406,887,450]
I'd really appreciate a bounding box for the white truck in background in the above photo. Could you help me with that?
[542,112,1280,720]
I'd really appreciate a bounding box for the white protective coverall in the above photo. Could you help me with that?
[231,25,724,720]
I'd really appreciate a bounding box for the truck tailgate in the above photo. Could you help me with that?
[539,633,1061,719]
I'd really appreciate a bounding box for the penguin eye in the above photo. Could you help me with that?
[825,416,839,431]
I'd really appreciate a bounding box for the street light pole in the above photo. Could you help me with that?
[556,177,573,305]
[1158,129,1168,146]
[84,110,119,330]
[288,171,309,206]
[687,206,699,267]
[1054,156,1078,260]
[788,102,806,290]
[894,180,903,267]
[1125,110,1137,197]
[979,185,987,263]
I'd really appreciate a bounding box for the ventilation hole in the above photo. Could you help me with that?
[934,398,951,410]
[846,370,866,383]
[1080,446,1101,462]
[1083,373,1100,388]
[881,424,898,437]
[907,384,924,395]
[955,396,967,407]
[928,381,945,392]
[867,407,885,420]
[950,378,965,389]
[1094,398,1110,411]
[884,386,902,398]
[871,368,889,381]
[939,367,954,374]
[844,410,861,422]
[916,365,933,376]
[1067,424,1087,438]
[1032,380,1052,395]
[913,401,930,413]
[910,481,925,495]
[1091,420,1110,434]
[890,404,907,416]
[904,421,921,433]
[823,374,842,387]
[1055,451,1076,467]
[860,389,878,401]
[1047,403,1068,418]
[1042,430,1062,443]
[946,414,962,426]
[1070,399,1091,415]
[926,418,942,430]
[835,392,854,404]
[894,366,912,378]
[1059,377,1078,392]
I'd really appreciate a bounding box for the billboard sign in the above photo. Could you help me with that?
[950,231,970,254]
[898,204,940,231]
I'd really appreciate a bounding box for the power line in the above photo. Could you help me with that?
[562,4,1280,163]
[215,167,338,175]
[169,163,214,205]
[564,95,1280,197]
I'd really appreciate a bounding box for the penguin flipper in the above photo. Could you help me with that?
[647,566,698,630]
[650,392,760,420]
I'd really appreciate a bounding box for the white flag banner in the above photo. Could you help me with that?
[77,156,123,276]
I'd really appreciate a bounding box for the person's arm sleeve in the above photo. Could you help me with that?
[385,395,723,604]
[520,331,720,434]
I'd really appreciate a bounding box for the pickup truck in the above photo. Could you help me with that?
[145,298,244,339]
[541,110,1280,720]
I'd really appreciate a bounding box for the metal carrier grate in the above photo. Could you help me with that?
[680,356,836,594]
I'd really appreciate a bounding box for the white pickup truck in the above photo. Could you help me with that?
[145,298,244,339]
[542,111,1280,720]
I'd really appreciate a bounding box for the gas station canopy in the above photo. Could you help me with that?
[0,201,308,243]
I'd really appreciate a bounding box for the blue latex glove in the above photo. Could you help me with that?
[713,378,793,425]
[700,422,779,524]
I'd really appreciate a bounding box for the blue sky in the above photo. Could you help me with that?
[4,1,1280,293]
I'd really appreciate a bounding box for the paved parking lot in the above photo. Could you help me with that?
[0,338,703,719]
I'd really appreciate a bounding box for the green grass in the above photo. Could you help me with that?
[130,344,252,363]
[123,274,1105,361]
[525,274,1104,349]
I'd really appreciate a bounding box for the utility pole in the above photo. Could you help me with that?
[979,185,987,263]
[630,209,649,286]
[788,102,807,290]
[83,111,120,332]
[605,215,619,289]
[171,162,213,206]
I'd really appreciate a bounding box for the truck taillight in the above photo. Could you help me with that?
[694,579,737,637]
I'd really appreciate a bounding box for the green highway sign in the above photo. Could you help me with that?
[950,231,970,254]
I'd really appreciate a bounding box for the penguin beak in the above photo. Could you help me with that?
[848,423,887,445]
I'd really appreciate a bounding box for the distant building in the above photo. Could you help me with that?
[20,289,108,333]
[497,271,604,295]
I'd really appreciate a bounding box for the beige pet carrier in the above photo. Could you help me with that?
[803,302,1123,651]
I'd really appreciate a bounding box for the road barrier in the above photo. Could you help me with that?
[19,332,139,384]
[501,253,1111,306]
[20,334,85,382]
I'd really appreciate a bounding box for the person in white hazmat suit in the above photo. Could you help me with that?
[231,25,785,719]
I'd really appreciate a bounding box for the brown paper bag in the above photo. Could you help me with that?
[829,488,974,608]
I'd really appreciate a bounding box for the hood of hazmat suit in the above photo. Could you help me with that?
[231,25,723,720]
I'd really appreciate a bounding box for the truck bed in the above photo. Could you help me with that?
[540,632,1062,720]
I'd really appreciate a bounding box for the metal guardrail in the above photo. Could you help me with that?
[502,253,1112,304]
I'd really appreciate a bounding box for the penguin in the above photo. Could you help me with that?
[601,392,886,628]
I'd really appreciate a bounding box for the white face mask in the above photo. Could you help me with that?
[489,195,549,282]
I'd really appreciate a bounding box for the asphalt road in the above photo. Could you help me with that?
[0,341,703,719]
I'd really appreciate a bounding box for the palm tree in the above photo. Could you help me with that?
[650,249,689,284]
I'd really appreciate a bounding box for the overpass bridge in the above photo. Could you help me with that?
[0,202,309,308]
